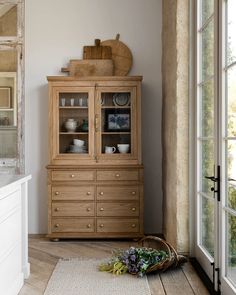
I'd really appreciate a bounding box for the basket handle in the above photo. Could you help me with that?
[138,235,172,259]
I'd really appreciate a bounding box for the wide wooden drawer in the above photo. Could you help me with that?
[96,202,139,217]
[52,218,94,233]
[97,170,139,181]
[51,170,95,181]
[52,186,95,201]
[97,186,139,201]
[52,202,95,217]
[97,218,139,233]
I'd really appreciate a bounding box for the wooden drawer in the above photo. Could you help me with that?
[96,202,139,217]
[52,186,95,201]
[97,218,139,233]
[52,202,95,217]
[51,170,95,181]
[97,186,139,201]
[97,170,139,181]
[52,218,95,233]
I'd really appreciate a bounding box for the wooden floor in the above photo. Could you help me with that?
[19,236,209,295]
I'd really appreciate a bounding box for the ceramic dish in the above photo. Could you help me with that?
[112,93,130,107]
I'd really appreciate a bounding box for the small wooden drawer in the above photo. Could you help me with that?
[96,202,139,217]
[51,170,95,181]
[52,218,95,233]
[97,218,139,233]
[52,202,95,217]
[97,170,139,181]
[52,186,95,201]
[97,186,139,201]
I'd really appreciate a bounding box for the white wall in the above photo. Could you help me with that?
[25,0,162,234]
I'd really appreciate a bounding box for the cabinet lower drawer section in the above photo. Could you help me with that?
[52,202,95,217]
[52,170,95,181]
[97,219,139,233]
[97,202,139,217]
[96,186,139,201]
[97,170,139,181]
[52,186,95,201]
[52,218,95,233]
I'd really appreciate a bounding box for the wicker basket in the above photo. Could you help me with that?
[138,236,188,273]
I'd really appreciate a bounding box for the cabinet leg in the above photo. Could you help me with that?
[51,238,60,242]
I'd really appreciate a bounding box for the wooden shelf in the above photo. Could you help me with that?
[102,132,131,135]
[0,126,17,130]
[59,106,88,109]
[59,132,88,135]
[101,106,130,109]
[0,108,14,111]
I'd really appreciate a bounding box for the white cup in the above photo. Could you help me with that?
[79,98,83,106]
[105,146,116,154]
[70,98,75,106]
[117,144,130,153]
[61,98,66,106]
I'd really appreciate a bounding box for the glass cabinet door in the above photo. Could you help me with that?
[53,87,94,161]
[96,87,137,161]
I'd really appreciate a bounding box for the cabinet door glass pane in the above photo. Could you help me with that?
[101,92,131,154]
[58,93,89,154]
[0,49,18,158]
[0,4,17,37]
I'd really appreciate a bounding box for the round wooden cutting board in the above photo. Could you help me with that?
[101,34,133,76]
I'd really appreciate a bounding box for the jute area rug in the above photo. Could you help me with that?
[44,259,151,295]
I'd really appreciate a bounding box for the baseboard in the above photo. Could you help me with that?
[190,257,220,295]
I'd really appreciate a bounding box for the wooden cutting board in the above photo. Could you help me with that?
[83,39,112,59]
[61,59,114,76]
[101,34,132,76]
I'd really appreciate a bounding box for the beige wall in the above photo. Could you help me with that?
[162,0,189,253]
[25,0,163,233]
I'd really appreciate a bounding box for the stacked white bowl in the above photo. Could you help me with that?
[70,139,86,153]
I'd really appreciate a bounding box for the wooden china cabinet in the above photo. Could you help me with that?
[46,76,143,240]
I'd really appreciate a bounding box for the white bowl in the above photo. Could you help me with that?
[117,144,130,153]
[73,139,85,147]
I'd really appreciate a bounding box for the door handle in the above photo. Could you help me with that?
[205,176,218,182]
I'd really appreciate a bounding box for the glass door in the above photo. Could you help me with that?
[195,0,219,290]
[52,87,94,163]
[95,87,137,163]
[221,0,236,293]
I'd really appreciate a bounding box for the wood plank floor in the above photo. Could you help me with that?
[19,236,209,295]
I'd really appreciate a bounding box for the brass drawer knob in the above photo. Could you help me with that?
[131,207,136,211]
[99,224,104,228]
[100,207,104,211]
[87,191,91,195]
[131,191,136,195]
[54,224,59,228]
[87,207,91,212]
[55,191,59,195]
[71,174,75,178]
[115,174,120,178]
[55,207,60,212]
[132,224,136,228]
[99,192,104,196]
[87,224,91,228]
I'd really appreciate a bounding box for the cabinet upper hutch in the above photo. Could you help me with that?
[47,76,144,240]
